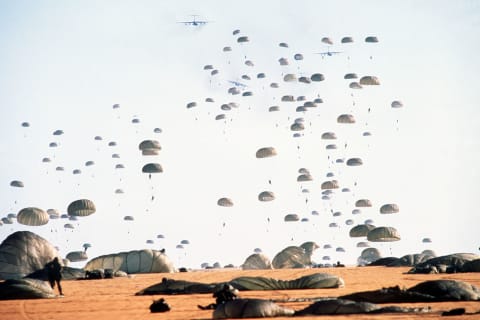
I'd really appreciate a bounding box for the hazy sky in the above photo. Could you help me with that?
[0,0,479,268]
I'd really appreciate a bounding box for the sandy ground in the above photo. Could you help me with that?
[1,266,479,320]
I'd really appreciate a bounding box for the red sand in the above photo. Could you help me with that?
[1,266,479,319]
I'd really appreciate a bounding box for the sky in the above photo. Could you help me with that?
[0,0,479,269]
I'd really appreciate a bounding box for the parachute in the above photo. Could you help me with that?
[242,253,272,270]
[344,73,358,79]
[186,102,197,109]
[66,251,88,262]
[0,231,59,280]
[284,214,300,222]
[391,100,404,108]
[321,37,333,45]
[84,249,175,273]
[142,163,163,173]
[349,224,375,237]
[359,76,380,85]
[349,82,363,89]
[346,158,363,166]
[283,74,297,82]
[272,246,315,269]
[337,114,356,123]
[294,53,303,60]
[17,207,49,226]
[355,199,372,207]
[321,132,337,139]
[321,180,339,190]
[310,73,325,82]
[237,36,249,43]
[10,180,24,188]
[217,198,234,207]
[297,174,313,182]
[380,203,400,214]
[367,226,401,242]
[67,199,96,217]
[365,36,379,43]
[139,140,161,155]
[341,36,354,43]
[258,191,275,201]
[255,147,277,158]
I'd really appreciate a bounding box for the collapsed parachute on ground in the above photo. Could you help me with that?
[0,231,59,280]
[17,207,49,226]
[242,253,273,270]
[66,251,88,262]
[84,249,175,273]
[272,245,316,269]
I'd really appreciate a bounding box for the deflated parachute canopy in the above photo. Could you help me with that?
[17,207,49,226]
[242,253,272,270]
[272,246,315,269]
[0,231,59,279]
[66,251,88,262]
[84,249,175,273]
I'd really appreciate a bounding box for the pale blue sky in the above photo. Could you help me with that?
[0,0,479,268]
